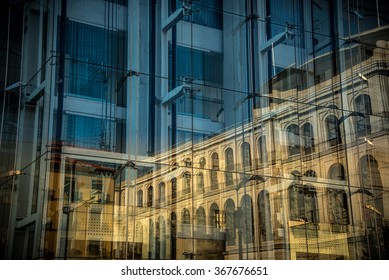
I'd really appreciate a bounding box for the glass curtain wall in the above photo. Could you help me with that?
[41,0,129,259]
[126,0,389,260]
[0,0,389,260]
[0,2,25,259]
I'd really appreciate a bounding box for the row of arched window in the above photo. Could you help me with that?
[286,94,372,156]
[133,156,385,260]
[135,162,350,209]
[137,192,271,252]
[288,156,384,226]
[289,163,348,224]
[139,182,348,256]
[137,141,268,206]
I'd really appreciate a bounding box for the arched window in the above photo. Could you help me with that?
[197,172,204,192]
[286,124,300,156]
[196,207,206,237]
[328,188,349,225]
[182,208,191,237]
[302,122,314,155]
[135,222,143,243]
[199,157,206,168]
[210,203,221,228]
[137,190,143,207]
[289,184,318,223]
[224,199,236,245]
[170,212,177,259]
[155,220,160,259]
[171,177,177,200]
[359,155,384,259]
[132,222,144,259]
[158,182,166,203]
[184,158,192,167]
[210,153,219,190]
[210,203,221,238]
[258,190,273,242]
[157,216,166,260]
[359,155,383,214]
[258,136,268,164]
[183,209,191,224]
[304,170,316,178]
[225,148,234,186]
[240,195,254,243]
[242,142,252,169]
[149,219,155,259]
[326,115,341,146]
[291,170,302,180]
[354,94,372,137]
[328,163,345,181]
[183,172,191,194]
[147,186,154,207]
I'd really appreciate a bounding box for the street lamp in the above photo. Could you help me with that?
[0,169,23,179]
[2,81,29,93]
[358,73,368,83]
[0,169,24,190]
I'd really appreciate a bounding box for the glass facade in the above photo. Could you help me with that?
[0,0,389,260]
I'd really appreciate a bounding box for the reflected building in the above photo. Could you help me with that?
[0,0,389,259]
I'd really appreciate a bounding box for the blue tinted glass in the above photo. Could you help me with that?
[66,114,115,150]
[170,44,223,85]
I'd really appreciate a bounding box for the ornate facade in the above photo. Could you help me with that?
[1,0,389,259]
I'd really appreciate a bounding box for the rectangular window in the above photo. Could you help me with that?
[63,20,126,100]
[170,0,223,29]
[266,0,304,48]
[169,44,223,86]
[92,179,103,192]
[65,114,116,151]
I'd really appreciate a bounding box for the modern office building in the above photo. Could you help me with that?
[0,0,389,260]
